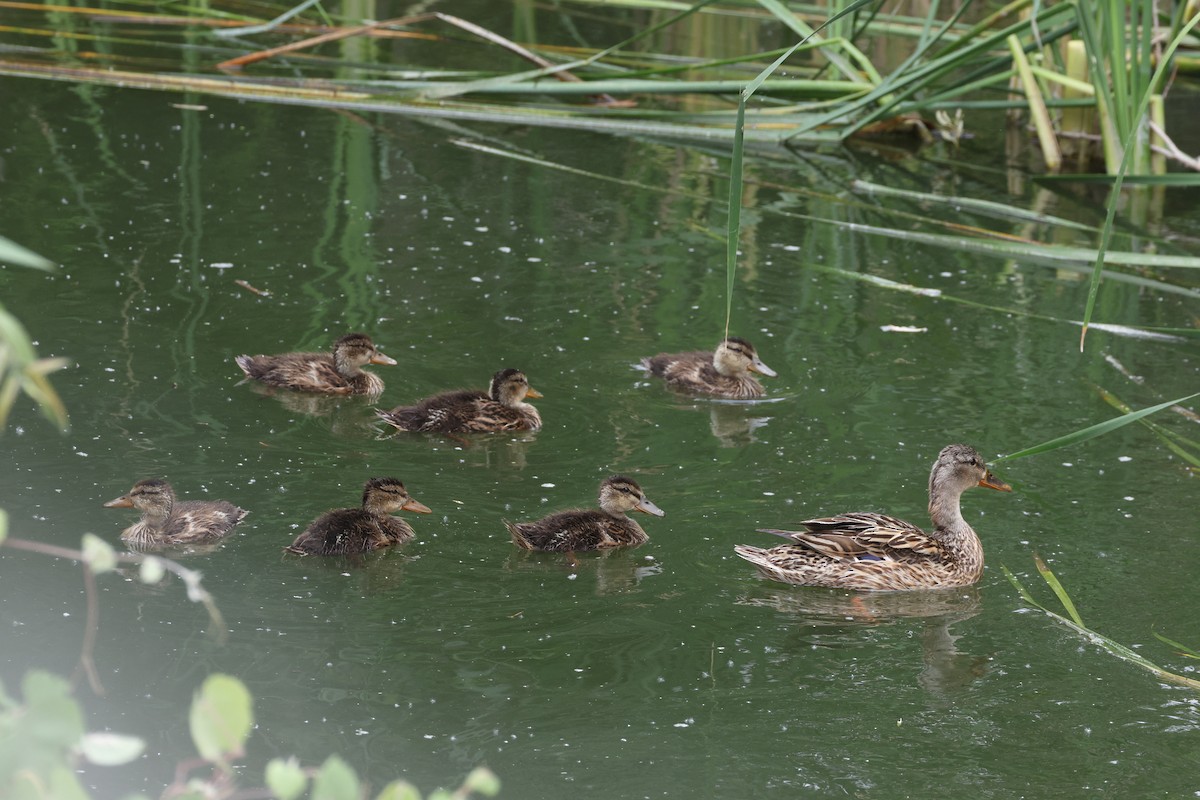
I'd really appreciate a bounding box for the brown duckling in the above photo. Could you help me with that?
[235,332,396,395]
[376,368,542,433]
[734,444,1012,591]
[103,479,247,549]
[506,475,665,552]
[284,477,431,556]
[641,336,776,399]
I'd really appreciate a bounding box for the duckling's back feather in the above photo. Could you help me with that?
[122,500,247,549]
[506,509,648,552]
[641,351,763,399]
[236,353,378,395]
[378,390,540,433]
[284,508,415,556]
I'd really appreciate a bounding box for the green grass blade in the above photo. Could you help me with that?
[1079,10,1200,349]
[0,236,54,270]
[1000,564,1050,613]
[995,392,1200,462]
[1033,555,1083,626]
[725,97,746,339]
[1152,631,1200,659]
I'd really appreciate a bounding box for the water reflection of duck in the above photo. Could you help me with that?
[284,477,430,556]
[505,475,665,552]
[735,444,1011,590]
[102,479,247,550]
[235,332,396,395]
[738,586,988,695]
[376,369,542,433]
[707,403,772,447]
[641,337,777,399]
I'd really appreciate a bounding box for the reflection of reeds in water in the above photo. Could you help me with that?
[504,548,662,595]
[739,586,987,696]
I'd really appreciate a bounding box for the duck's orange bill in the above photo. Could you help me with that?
[524,387,544,399]
[102,495,134,508]
[978,471,1012,492]
[370,353,398,366]
[403,498,433,514]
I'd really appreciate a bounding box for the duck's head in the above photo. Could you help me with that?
[362,476,431,515]
[489,368,542,406]
[929,444,1012,502]
[103,478,175,520]
[714,337,777,379]
[334,333,396,371]
[598,475,665,517]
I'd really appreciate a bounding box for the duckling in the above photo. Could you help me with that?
[284,477,431,556]
[641,336,776,399]
[235,332,396,395]
[734,444,1012,591]
[506,475,665,552]
[376,368,542,433]
[103,479,247,549]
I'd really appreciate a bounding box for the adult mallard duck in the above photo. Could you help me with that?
[376,368,542,433]
[641,336,777,399]
[506,475,665,552]
[235,332,396,395]
[284,477,431,556]
[103,479,248,549]
[734,444,1012,591]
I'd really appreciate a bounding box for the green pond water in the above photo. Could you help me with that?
[3,65,1200,799]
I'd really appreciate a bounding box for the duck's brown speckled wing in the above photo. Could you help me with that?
[506,510,644,552]
[760,512,943,559]
[736,512,964,591]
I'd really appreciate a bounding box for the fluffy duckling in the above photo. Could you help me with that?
[734,444,1012,591]
[235,333,396,395]
[103,479,247,549]
[284,477,431,556]
[506,475,665,552]
[376,368,542,433]
[641,336,776,399]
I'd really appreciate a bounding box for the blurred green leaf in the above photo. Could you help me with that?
[312,755,360,800]
[375,780,422,800]
[0,236,54,271]
[188,674,253,765]
[266,757,309,800]
[462,766,501,796]
[79,732,145,766]
[81,534,117,575]
[138,556,165,585]
[0,507,8,545]
[22,671,85,748]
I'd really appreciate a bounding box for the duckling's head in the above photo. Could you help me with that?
[929,444,1012,504]
[489,368,543,406]
[361,477,432,515]
[103,478,175,521]
[598,475,665,517]
[713,337,777,379]
[333,333,397,372]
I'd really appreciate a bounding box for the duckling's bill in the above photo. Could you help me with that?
[403,498,433,514]
[978,470,1012,492]
[370,352,398,366]
[524,386,544,399]
[750,357,777,378]
[636,498,666,517]
[103,495,134,508]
